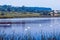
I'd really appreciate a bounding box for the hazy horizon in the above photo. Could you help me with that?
[0,0,60,10]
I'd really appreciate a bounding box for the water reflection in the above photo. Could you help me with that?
[0,18,60,40]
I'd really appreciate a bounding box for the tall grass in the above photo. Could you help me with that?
[0,31,60,40]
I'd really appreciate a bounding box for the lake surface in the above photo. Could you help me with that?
[0,17,60,40]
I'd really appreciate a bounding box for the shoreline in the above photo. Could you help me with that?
[0,16,60,19]
[0,17,60,20]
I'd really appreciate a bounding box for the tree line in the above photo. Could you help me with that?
[0,5,52,13]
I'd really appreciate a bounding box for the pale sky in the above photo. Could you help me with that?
[0,0,60,10]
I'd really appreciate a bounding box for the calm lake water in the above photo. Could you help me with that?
[0,17,60,40]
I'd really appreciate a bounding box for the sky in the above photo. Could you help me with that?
[0,0,60,10]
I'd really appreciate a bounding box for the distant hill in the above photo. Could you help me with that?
[0,5,52,13]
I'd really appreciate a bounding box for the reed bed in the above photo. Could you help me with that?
[0,31,60,40]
